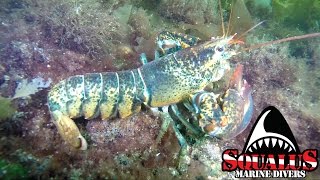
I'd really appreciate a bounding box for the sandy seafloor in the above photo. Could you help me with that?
[0,0,319,179]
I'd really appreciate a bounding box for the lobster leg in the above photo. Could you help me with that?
[170,104,202,136]
[140,31,198,65]
[140,53,148,65]
[171,122,191,174]
[156,107,191,174]
[156,31,200,57]
[153,107,171,143]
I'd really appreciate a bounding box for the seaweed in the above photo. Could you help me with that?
[272,0,320,31]
[0,97,16,121]
[246,0,320,32]
[225,0,254,38]
[157,0,219,25]
[25,0,122,59]
[0,159,28,179]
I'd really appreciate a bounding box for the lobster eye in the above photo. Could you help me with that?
[216,46,224,52]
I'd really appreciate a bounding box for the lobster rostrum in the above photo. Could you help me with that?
[47,32,244,150]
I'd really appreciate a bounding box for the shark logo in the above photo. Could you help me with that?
[221,106,318,178]
[243,106,300,154]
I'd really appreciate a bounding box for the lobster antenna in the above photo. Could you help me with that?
[235,20,266,41]
[244,33,320,51]
[219,0,225,37]
[226,0,234,37]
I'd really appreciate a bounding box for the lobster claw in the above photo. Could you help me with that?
[194,64,253,139]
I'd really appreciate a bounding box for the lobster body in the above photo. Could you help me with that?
[142,40,231,107]
[48,35,236,149]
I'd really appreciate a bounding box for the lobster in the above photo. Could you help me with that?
[47,31,245,150]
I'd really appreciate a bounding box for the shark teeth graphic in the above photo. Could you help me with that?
[278,139,283,147]
[243,106,300,154]
[271,138,277,147]
[246,137,295,154]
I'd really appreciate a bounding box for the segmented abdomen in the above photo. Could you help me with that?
[48,70,146,120]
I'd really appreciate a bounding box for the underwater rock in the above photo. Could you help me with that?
[86,112,161,153]
[188,138,233,179]
[0,65,6,85]
[157,0,219,25]
[28,0,122,59]
[57,51,88,73]
[128,7,152,39]
[11,149,51,176]
[13,77,52,99]
[6,41,50,64]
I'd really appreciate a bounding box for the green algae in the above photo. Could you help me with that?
[272,0,320,31]
[0,159,28,179]
[0,96,16,121]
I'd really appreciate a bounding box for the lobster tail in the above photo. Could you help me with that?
[65,75,85,118]
[100,70,146,119]
[47,70,148,149]
[82,73,103,119]
[48,78,87,149]
[99,72,119,119]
